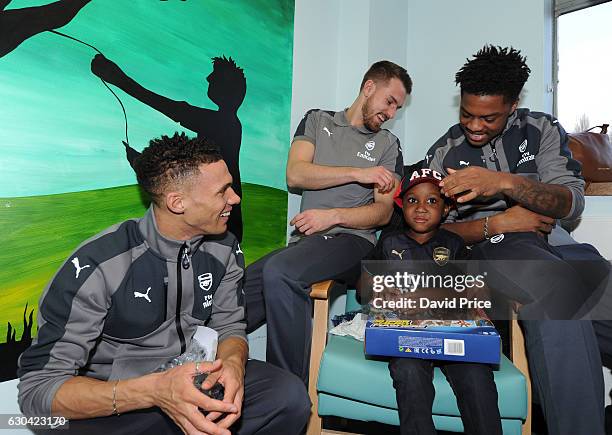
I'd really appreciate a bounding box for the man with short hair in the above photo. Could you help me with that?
[244,61,412,383]
[18,132,310,435]
[425,45,611,435]
[91,53,248,242]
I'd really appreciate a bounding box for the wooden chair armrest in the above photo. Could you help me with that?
[510,310,532,435]
[307,280,340,435]
[311,279,334,300]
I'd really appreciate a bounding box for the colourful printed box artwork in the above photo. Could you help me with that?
[365,318,501,364]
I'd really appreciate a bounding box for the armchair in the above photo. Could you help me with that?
[307,280,531,435]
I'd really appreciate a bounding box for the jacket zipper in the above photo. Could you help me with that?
[489,139,502,171]
[175,243,190,354]
[163,277,169,321]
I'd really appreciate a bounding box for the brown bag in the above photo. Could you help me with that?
[568,124,612,183]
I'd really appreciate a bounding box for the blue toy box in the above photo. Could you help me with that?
[364,318,501,364]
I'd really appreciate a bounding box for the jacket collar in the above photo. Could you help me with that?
[138,206,205,261]
[501,109,519,136]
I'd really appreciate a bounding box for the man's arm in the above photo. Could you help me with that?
[20,313,233,431]
[335,184,397,228]
[17,253,112,418]
[425,135,556,243]
[289,180,397,235]
[441,205,556,244]
[50,362,236,435]
[286,140,395,193]
[206,237,247,343]
[440,117,583,220]
[502,174,572,218]
[215,337,247,374]
[440,167,573,219]
[197,237,248,428]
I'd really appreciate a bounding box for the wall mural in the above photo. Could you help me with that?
[0,0,294,381]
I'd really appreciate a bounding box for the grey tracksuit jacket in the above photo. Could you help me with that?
[17,207,246,416]
[425,108,585,245]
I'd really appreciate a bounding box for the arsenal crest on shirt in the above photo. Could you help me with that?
[433,247,450,266]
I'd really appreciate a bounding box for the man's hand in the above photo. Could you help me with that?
[354,166,395,193]
[290,209,339,235]
[202,359,245,429]
[91,54,126,85]
[490,205,555,236]
[440,167,511,203]
[441,167,573,219]
[154,360,237,435]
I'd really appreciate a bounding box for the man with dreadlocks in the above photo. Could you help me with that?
[425,45,611,434]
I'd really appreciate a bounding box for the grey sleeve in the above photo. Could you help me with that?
[425,136,449,176]
[17,255,110,417]
[207,238,247,343]
[425,138,459,223]
[379,136,404,179]
[535,118,585,220]
[292,109,318,145]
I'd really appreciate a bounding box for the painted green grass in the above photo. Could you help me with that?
[0,183,287,340]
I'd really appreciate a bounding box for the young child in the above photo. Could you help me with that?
[372,168,502,435]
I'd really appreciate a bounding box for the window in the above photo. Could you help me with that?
[556,1,612,134]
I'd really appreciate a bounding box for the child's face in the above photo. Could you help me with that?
[402,182,448,236]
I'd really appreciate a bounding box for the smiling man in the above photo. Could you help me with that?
[425,45,612,435]
[17,132,310,435]
[244,61,411,384]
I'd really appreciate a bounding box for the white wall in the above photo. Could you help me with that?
[0,379,33,434]
[572,197,612,259]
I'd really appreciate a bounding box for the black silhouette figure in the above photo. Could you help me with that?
[91,54,247,242]
[0,0,91,58]
[0,303,34,381]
